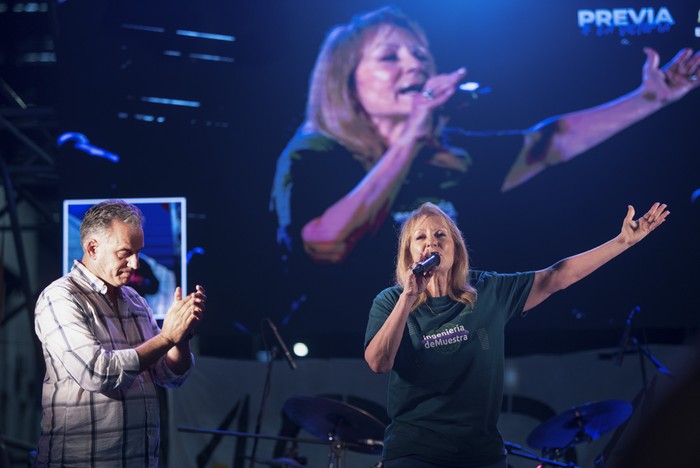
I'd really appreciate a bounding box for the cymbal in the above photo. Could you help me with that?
[527,399,633,450]
[283,396,386,454]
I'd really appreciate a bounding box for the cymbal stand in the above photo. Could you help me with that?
[325,414,351,468]
[541,442,583,467]
[326,434,345,468]
[539,418,590,467]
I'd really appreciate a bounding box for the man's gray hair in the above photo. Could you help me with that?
[79,200,144,248]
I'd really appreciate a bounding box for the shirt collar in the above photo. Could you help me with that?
[71,259,111,296]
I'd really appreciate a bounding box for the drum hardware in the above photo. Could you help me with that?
[504,441,580,468]
[178,423,381,468]
[283,395,387,467]
[525,399,632,464]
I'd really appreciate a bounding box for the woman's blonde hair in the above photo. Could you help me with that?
[395,202,477,309]
[303,6,435,162]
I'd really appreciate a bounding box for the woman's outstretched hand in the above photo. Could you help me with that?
[619,202,669,245]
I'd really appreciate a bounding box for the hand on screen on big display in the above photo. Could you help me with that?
[641,47,700,103]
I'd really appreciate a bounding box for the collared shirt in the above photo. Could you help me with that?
[34,260,192,467]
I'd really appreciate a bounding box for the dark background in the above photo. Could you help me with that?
[50,0,700,359]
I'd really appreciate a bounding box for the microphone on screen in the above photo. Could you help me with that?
[447,81,492,112]
[412,252,441,276]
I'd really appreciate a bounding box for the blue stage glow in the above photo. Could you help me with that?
[12,2,48,13]
[175,29,235,42]
[57,132,120,163]
[188,53,234,63]
[121,23,165,33]
[163,50,182,57]
[57,132,86,147]
[74,143,119,163]
[232,321,252,336]
[22,52,56,63]
[691,188,700,204]
[141,96,200,108]
[186,247,205,264]
[14,2,44,13]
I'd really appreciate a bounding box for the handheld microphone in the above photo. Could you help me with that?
[613,306,640,367]
[266,318,297,370]
[443,81,492,113]
[412,252,441,276]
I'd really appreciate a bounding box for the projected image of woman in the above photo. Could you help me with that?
[269,6,698,340]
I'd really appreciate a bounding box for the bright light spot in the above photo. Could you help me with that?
[293,342,308,357]
[458,82,480,92]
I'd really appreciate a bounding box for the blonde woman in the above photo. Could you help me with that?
[364,201,668,467]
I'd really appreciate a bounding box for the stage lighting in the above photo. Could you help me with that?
[293,342,308,357]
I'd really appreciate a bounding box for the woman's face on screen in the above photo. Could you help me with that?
[354,25,433,120]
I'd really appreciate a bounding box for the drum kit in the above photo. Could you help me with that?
[179,396,632,467]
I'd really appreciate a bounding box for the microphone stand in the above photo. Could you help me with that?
[247,333,278,468]
[630,336,673,391]
[594,330,674,466]
[612,307,672,390]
